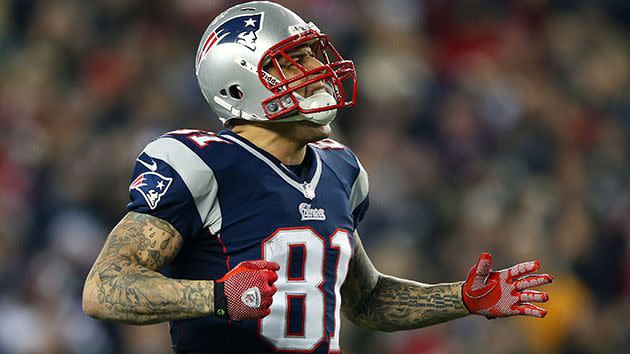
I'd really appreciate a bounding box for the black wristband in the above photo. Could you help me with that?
[214,281,229,319]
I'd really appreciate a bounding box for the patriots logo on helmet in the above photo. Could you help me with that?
[197,13,264,67]
[129,172,173,210]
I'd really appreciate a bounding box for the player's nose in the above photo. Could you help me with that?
[303,57,325,97]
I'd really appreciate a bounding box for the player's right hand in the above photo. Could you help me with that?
[214,260,279,321]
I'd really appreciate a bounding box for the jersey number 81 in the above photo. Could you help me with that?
[260,227,352,352]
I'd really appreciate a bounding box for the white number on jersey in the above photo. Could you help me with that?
[166,129,230,148]
[260,228,352,352]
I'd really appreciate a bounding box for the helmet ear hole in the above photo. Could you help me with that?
[219,89,227,97]
[228,84,244,99]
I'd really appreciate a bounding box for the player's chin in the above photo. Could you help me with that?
[305,122,332,141]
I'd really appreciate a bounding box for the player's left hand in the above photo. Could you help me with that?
[462,252,553,319]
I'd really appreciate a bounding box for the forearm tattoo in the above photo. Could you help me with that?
[84,212,214,325]
[348,278,468,331]
[341,235,469,332]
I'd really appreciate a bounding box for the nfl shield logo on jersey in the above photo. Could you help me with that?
[129,172,173,210]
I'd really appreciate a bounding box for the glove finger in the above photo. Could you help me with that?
[258,284,275,307]
[260,293,273,309]
[265,269,279,284]
[239,260,264,269]
[512,303,548,318]
[261,308,271,318]
[475,252,494,277]
[506,260,540,280]
[517,290,549,303]
[260,284,277,298]
[261,284,277,298]
[515,274,553,290]
[468,252,494,291]
[241,260,280,271]
[263,261,280,271]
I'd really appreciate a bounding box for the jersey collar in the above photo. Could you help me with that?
[220,130,322,200]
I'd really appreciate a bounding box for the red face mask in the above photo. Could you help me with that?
[258,29,358,120]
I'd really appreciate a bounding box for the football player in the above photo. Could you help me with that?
[82,2,553,353]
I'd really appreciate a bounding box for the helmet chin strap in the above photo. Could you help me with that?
[274,91,338,125]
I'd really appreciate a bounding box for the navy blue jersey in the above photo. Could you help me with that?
[127,129,369,354]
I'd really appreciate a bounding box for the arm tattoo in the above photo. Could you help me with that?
[341,233,469,332]
[83,212,214,325]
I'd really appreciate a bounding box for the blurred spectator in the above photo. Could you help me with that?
[2,0,629,353]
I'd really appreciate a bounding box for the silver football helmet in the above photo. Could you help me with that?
[195,1,357,126]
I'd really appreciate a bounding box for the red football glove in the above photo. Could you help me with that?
[462,252,553,319]
[214,260,279,321]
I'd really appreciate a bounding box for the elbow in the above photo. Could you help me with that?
[82,283,105,320]
[82,298,101,319]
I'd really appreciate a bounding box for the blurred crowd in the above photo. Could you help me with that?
[1,0,630,353]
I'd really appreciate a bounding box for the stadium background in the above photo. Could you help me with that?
[1,0,629,353]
